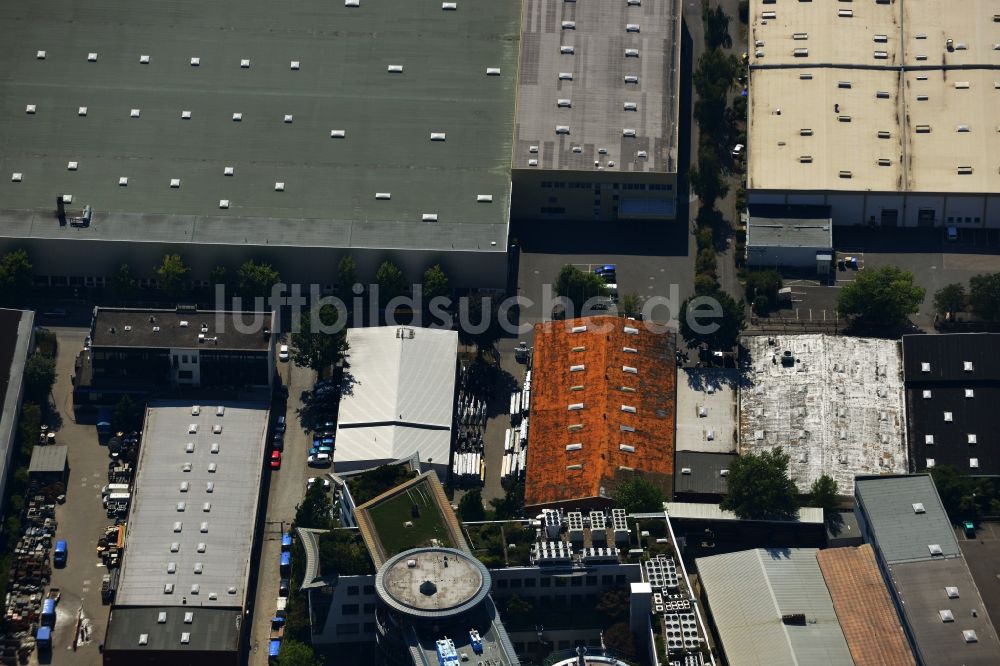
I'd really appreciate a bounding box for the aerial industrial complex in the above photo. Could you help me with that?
[746,0,1000,228]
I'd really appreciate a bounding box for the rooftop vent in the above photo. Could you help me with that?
[799,128,813,136]
[194,562,203,574]
[964,630,978,643]
[839,9,853,17]
[912,503,926,514]
[486,67,501,76]
[422,213,438,222]
[208,463,217,473]
[927,458,936,468]
[206,482,214,493]
[793,48,809,57]
[36,50,46,59]
[164,583,174,594]
[274,182,285,192]
[838,81,851,89]
[170,542,180,552]
[375,192,391,200]
[570,364,585,372]
[946,587,960,599]
[224,166,234,176]
[957,166,974,175]
[557,99,572,107]
[556,125,570,134]
[67,161,78,171]
[139,634,149,646]
[928,544,943,556]
[561,45,575,54]
[200,522,209,533]
[926,435,935,445]
[140,54,150,64]
[219,199,230,209]
[624,102,637,111]
[87,52,98,62]
[966,389,975,398]
[878,130,891,139]
[878,158,891,166]
[167,562,176,573]
[529,145,539,153]
[799,156,813,163]
[283,114,293,123]
[180,481,189,492]
[387,65,403,73]
[78,106,88,116]
[838,115,852,123]
[181,633,191,644]
[561,21,575,29]
[345,0,359,6]
[232,113,242,122]
[939,610,955,622]
[290,61,300,70]
[955,82,970,89]
[622,365,638,375]
[240,58,250,68]
[558,72,573,80]
[623,129,636,137]
[330,129,346,138]
[190,57,200,66]
[799,73,813,80]
[567,464,583,470]
[637,150,647,158]
[626,23,640,32]
[477,194,493,202]
[197,542,206,552]
[130,108,141,118]
[568,403,584,411]
[971,458,980,468]
[184,612,194,624]
[625,49,639,58]
[158,612,168,624]
[623,326,639,335]
[442,1,457,8]
[957,125,970,133]
[170,178,181,188]
[621,405,636,414]
[944,411,953,422]
[566,443,583,451]
[11,173,22,183]
[624,75,639,84]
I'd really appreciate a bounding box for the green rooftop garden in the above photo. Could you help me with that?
[464,521,535,568]
[366,480,453,557]
[317,529,375,576]
[347,464,418,506]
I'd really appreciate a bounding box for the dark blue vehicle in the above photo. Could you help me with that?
[281,533,292,552]
[268,638,281,662]
[53,540,67,567]
[308,445,333,457]
[280,551,291,576]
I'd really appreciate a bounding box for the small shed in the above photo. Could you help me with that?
[746,204,834,273]
[28,445,68,482]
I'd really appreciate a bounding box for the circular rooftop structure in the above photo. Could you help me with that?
[375,547,491,620]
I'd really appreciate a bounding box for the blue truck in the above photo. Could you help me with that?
[280,551,291,576]
[41,599,56,628]
[281,533,292,552]
[53,540,67,568]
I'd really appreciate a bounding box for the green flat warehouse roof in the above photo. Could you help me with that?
[0,0,519,252]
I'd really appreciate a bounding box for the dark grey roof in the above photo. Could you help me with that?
[514,0,682,174]
[104,606,241,653]
[888,558,1000,666]
[855,475,960,564]
[747,204,833,248]
[674,452,735,495]
[0,310,33,511]
[28,445,67,474]
[906,386,1000,476]
[91,308,273,351]
[0,0,518,253]
[902,334,1000,383]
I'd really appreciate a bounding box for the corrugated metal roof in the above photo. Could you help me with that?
[27,444,67,474]
[697,548,853,666]
[855,474,959,564]
[335,327,457,468]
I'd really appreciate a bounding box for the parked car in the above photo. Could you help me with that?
[947,226,959,242]
[307,453,332,467]
[308,445,333,457]
[53,540,67,568]
[270,451,282,470]
[275,415,286,433]
[731,143,744,158]
[307,477,332,491]
[278,345,290,362]
[964,521,976,538]
[272,433,284,452]
[320,436,335,447]
[278,579,290,597]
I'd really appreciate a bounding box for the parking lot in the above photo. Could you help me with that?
[768,228,1000,332]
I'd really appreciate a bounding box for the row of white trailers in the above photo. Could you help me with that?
[509,370,532,416]
[501,418,528,481]
[452,451,484,481]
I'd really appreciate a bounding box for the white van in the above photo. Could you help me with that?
[102,484,130,497]
[103,492,131,508]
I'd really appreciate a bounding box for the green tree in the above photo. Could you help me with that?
[929,465,999,522]
[619,292,641,318]
[294,482,332,530]
[155,253,189,299]
[702,2,732,50]
[291,304,348,374]
[23,354,56,404]
[0,249,34,294]
[457,488,486,522]
[837,265,925,327]
[689,152,728,209]
[110,263,138,300]
[969,273,1000,321]
[422,264,450,301]
[613,477,665,513]
[695,247,718,276]
[489,479,524,520]
[209,265,229,288]
[336,254,358,302]
[502,594,533,623]
[933,282,967,317]
[679,289,745,350]
[721,448,799,520]
[596,589,630,622]
[694,273,719,295]
[554,265,608,313]
[746,270,784,310]
[457,295,505,358]
[809,474,839,511]
[276,638,322,666]
[236,260,281,300]
[113,395,143,433]
[603,622,639,660]
[375,261,406,308]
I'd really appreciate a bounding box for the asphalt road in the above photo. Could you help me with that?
[32,327,105,666]
[248,359,315,665]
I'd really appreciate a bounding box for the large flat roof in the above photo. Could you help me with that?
[0,0,519,253]
[91,308,273,351]
[747,0,1000,196]
[104,606,242,654]
[514,0,681,174]
[334,326,457,471]
[696,548,853,666]
[675,368,737,454]
[740,335,907,492]
[114,401,268,608]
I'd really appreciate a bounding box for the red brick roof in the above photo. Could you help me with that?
[817,545,916,666]
[524,316,676,509]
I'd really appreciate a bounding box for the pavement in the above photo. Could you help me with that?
[248,358,315,666]
[31,327,105,666]
[479,340,529,504]
[957,521,1000,638]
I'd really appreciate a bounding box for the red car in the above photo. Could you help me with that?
[270,450,281,470]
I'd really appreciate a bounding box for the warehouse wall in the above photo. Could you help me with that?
[511,168,678,222]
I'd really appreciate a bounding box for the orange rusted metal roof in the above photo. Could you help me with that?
[817,545,916,666]
[524,316,676,508]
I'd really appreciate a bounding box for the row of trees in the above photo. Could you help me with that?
[721,448,838,520]
[837,265,925,328]
[933,273,1000,321]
